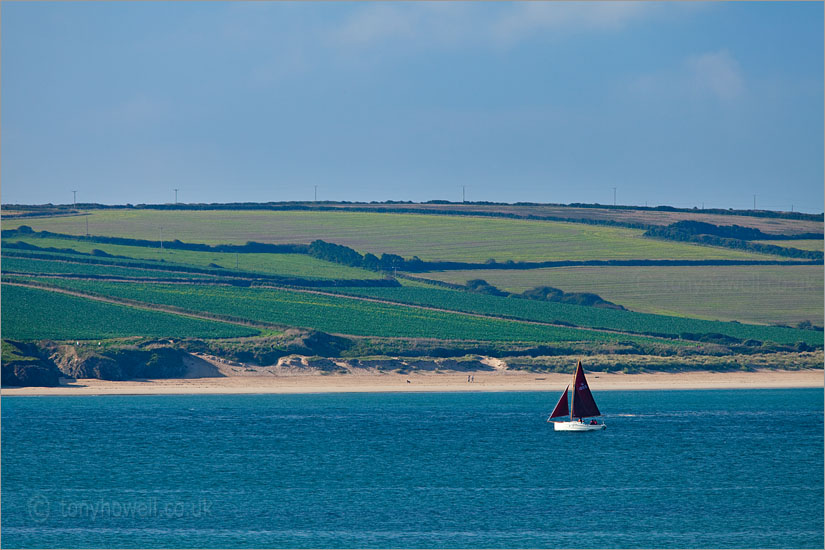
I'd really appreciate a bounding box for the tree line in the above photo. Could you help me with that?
[644,221,823,261]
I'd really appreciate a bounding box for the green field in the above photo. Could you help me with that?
[417,265,824,326]
[1,284,258,340]
[2,210,790,262]
[2,235,381,279]
[12,277,673,345]
[752,239,823,252]
[2,248,233,279]
[1,255,223,280]
[327,285,823,346]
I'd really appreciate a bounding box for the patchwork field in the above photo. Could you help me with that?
[1,284,258,340]
[418,265,824,326]
[2,210,791,262]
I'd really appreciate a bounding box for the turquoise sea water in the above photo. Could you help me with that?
[2,389,823,548]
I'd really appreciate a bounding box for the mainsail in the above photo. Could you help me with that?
[571,360,601,418]
[548,385,569,418]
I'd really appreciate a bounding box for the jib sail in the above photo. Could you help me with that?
[548,386,569,418]
[571,361,601,418]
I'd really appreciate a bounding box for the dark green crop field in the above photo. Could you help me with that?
[15,277,674,345]
[1,284,258,340]
[2,210,788,262]
[327,285,823,346]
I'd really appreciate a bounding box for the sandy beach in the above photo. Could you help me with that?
[2,369,821,396]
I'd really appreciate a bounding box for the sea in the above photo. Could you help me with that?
[2,389,823,549]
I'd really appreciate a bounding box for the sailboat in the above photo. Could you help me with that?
[547,360,606,431]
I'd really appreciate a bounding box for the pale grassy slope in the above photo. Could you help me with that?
[418,265,824,326]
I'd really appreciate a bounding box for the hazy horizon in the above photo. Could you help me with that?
[2,2,823,212]
[2,198,823,216]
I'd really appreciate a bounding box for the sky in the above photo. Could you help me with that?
[1,1,823,212]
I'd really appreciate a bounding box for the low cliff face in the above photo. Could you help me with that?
[1,340,62,387]
[49,344,188,381]
[184,329,354,366]
[2,361,62,387]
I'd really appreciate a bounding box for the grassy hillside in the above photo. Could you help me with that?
[1,284,258,340]
[2,210,791,262]
[320,202,824,235]
[10,201,820,234]
[418,265,824,326]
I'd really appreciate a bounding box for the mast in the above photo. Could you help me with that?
[571,367,576,420]
[571,360,601,419]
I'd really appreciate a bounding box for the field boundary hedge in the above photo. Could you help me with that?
[303,239,820,271]
[2,227,309,254]
[1,247,401,288]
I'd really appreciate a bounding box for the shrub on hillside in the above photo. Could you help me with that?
[520,286,625,310]
[465,279,509,297]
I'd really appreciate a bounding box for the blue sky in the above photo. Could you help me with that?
[2,2,822,211]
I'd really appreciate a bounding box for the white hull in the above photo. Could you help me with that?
[551,421,606,432]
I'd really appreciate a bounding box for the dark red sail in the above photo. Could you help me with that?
[548,386,569,418]
[571,361,601,418]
